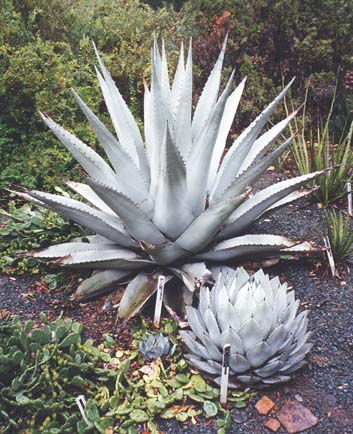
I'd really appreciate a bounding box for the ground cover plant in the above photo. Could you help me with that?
[12,36,329,323]
[0,315,254,434]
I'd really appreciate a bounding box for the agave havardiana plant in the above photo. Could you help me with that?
[180,267,312,386]
[13,36,324,320]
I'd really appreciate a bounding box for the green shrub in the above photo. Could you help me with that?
[191,1,353,130]
[0,0,195,191]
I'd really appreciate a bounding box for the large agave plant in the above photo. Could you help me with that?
[13,36,324,320]
[180,267,312,386]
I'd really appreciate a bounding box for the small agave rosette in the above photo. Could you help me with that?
[139,333,176,361]
[180,267,312,386]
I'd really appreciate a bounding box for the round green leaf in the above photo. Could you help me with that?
[130,409,149,423]
[203,400,218,417]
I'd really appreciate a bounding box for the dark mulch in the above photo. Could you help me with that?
[0,172,352,433]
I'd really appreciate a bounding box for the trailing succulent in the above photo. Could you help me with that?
[180,267,312,386]
[12,36,324,320]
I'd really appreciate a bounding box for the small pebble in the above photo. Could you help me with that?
[294,394,303,402]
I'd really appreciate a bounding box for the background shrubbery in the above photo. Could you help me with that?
[0,0,352,191]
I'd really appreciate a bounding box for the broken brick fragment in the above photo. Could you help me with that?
[255,395,276,415]
[264,418,281,432]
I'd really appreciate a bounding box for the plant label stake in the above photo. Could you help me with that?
[324,236,336,277]
[220,344,231,404]
[76,395,93,427]
[154,275,166,326]
[347,182,352,217]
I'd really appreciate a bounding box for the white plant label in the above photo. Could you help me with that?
[324,236,336,277]
[154,275,166,326]
[220,344,231,404]
[347,182,352,217]
[75,395,93,427]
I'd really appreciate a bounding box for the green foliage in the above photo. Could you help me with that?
[0,316,255,433]
[97,318,255,433]
[0,314,117,433]
[1,0,352,192]
[0,200,87,274]
[0,0,351,193]
[285,83,353,205]
[191,0,353,130]
[0,0,195,191]
[315,209,353,266]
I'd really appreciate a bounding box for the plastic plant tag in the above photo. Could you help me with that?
[347,182,352,217]
[220,344,231,404]
[154,275,166,326]
[324,236,335,277]
[75,395,93,427]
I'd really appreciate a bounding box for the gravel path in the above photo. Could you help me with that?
[0,172,352,433]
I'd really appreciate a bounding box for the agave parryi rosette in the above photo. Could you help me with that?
[180,267,312,386]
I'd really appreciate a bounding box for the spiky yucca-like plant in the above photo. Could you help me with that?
[180,267,312,386]
[13,36,324,320]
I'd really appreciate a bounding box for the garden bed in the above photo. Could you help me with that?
[0,173,352,433]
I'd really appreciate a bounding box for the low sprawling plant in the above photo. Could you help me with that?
[0,314,117,433]
[285,82,353,205]
[181,267,312,386]
[13,36,326,320]
[0,201,86,275]
[315,209,353,266]
[0,315,254,434]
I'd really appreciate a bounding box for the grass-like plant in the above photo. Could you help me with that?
[11,37,326,320]
[284,81,353,205]
[315,209,353,266]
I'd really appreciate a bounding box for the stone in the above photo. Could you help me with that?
[264,418,281,432]
[255,396,276,415]
[276,400,318,433]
